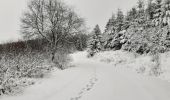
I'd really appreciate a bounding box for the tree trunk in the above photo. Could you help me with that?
[51,51,55,62]
[51,42,56,62]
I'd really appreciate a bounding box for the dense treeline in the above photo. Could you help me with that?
[88,0,170,56]
[0,34,87,55]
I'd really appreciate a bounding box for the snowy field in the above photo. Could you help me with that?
[1,51,170,100]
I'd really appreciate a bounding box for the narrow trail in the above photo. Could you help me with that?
[1,51,170,100]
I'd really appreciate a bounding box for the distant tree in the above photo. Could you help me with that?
[102,9,125,51]
[103,14,117,50]
[135,0,146,25]
[20,0,85,61]
[152,0,163,26]
[125,7,138,29]
[139,0,145,7]
[137,0,145,17]
[146,0,155,20]
[162,0,170,26]
[104,14,116,34]
[73,33,88,51]
[87,25,102,57]
[115,9,124,32]
[126,7,138,21]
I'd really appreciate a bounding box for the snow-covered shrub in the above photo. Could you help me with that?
[150,53,162,76]
[93,50,135,66]
[0,51,53,96]
[53,50,72,70]
[159,52,170,82]
[93,50,170,81]
[0,77,35,96]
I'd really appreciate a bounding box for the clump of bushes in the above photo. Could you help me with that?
[0,50,52,96]
[93,50,164,77]
[0,36,84,96]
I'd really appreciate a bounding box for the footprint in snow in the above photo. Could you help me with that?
[70,77,98,100]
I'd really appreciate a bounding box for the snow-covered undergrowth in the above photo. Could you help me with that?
[0,51,71,96]
[0,52,52,96]
[93,50,170,82]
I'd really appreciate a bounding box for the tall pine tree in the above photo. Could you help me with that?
[104,14,116,34]
[136,0,146,25]
[115,9,124,32]
[126,7,138,21]
[162,0,170,26]
[146,0,155,20]
[87,25,102,57]
[125,7,138,29]
[153,0,163,26]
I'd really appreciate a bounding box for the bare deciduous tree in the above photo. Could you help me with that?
[21,0,85,61]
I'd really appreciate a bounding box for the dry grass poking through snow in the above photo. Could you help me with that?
[93,50,170,82]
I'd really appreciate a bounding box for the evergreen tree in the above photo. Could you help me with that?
[115,9,124,32]
[104,14,116,34]
[137,0,145,16]
[146,0,155,20]
[103,14,117,50]
[126,7,138,21]
[135,0,146,25]
[162,0,170,26]
[103,10,125,51]
[125,7,138,29]
[87,25,102,57]
[153,0,163,26]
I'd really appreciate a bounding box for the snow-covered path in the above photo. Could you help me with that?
[1,51,170,100]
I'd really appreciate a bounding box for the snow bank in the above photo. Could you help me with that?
[93,50,170,82]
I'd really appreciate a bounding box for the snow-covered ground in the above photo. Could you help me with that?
[1,51,170,100]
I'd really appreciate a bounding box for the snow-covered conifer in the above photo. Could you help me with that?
[87,25,102,57]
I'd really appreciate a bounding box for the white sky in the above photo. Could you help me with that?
[0,0,138,43]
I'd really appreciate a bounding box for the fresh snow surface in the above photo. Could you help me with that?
[1,51,170,100]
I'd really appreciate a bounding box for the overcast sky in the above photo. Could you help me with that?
[0,0,138,43]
